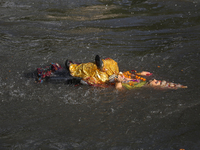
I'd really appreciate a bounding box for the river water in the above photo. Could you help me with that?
[0,0,200,149]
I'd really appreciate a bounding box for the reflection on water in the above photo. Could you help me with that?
[0,0,200,149]
[46,5,125,21]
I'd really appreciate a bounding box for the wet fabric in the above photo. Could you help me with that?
[121,71,147,89]
[37,63,62,83]
[69,58,119,86]
[37,63,81,84]
[122,81,147,90]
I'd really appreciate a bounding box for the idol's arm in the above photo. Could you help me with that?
[114,75,124,89]
[136,71,152,76]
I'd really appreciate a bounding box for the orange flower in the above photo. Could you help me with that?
[123,71,132,79]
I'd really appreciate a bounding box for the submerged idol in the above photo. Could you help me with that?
[37,55,187,90]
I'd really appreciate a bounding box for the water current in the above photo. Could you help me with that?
[0,0,200,149]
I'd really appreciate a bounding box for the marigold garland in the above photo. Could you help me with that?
[122,71,146,81]
[123,71,132,79]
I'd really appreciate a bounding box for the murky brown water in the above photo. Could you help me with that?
[0,0,200,149]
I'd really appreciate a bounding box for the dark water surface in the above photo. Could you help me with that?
[1,0,200,149]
